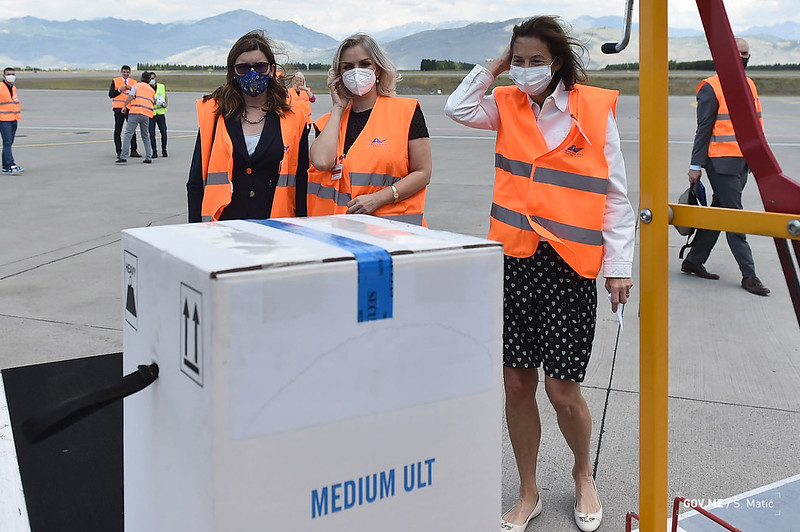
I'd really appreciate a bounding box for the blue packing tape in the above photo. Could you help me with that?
[250,220,393,322]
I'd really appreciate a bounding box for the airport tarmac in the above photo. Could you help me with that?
[1,87,799,531]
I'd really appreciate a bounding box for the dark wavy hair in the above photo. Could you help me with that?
[510,16,588,90]
[204,30,290,119]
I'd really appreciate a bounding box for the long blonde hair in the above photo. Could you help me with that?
[328,33,400,97]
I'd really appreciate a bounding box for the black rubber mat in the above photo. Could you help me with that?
[2,353,123,532]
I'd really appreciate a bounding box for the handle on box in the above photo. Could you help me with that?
[22,363,159,443]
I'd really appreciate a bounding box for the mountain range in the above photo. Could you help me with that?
[1,10,799,70]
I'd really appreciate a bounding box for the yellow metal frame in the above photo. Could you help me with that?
[639,0,670,529]
[639,2,799,531]
[671,204,800,240]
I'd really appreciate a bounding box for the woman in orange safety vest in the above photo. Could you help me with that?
[445,16,635,532]
[186,30,308,222]
[288,71,315,129]
[308,33,431,226]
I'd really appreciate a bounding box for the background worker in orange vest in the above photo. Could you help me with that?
[682,37,770,295]
[309,33,431,226]
[288,71,315,136]
[108,65,139,159]
[0,67,23,174]
[186,31,308,222]
[117,71,154,164]
[445,16,635,532]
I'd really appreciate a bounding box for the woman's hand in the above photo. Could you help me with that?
[605,277,633,313]
[347,192,387,215]
[487,45,512,78]
[328,76,349,111]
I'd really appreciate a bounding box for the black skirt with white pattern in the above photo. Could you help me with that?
[502,241,598,382]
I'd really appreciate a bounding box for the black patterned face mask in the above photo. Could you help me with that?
[235,69,271,96]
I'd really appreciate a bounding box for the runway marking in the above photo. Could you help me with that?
[16,134,195,148]
[15,131,800,148]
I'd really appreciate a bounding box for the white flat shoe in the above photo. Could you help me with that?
[573,478,602,532]
[501,496,542,532]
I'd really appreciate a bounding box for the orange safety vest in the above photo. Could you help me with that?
[129,82,155,118]
[700,74,763,159]
[288,88,313,126]
[306,114,352,217]
[306,96,426,226]
[0,83,21,122]
[196,98,306,221]
[492,84,617,278]
[112,76,132,110]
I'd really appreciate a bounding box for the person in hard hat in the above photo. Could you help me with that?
[148,72,168,158]
[186,30,308,222]
[0,67,23,174]
[108,65,140,158]
[445,16,635,532]
[682,37,770,296]
[308,33,431,226]
[117,71,155,163]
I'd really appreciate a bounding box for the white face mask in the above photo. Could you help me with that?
[508,63,553,96]
[5,74,15,83]
[341,67,376,96]
[149,79,156,86]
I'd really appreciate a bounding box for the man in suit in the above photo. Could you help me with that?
[681,37,770,296]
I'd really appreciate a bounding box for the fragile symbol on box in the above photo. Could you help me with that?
[180,283,203,386]
[124,250,138,330]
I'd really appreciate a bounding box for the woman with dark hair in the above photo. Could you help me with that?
[445,16,635,532]
[187,30,308,222]
[307,33,431,226]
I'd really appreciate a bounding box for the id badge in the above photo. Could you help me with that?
[331,163,343,181]
[331,155,344,181]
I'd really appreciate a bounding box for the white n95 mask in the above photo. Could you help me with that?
[508,63,553,96]
[5,74,15,83]
[342,68,376,96]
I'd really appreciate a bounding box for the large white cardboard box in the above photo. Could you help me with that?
[122,215,503,531]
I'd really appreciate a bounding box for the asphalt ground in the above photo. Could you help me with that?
[1,88,799,531]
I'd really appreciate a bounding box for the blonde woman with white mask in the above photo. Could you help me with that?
[308,33,431,225]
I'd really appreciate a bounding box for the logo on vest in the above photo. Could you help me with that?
[563,144,584,157]
[370,138,388,146]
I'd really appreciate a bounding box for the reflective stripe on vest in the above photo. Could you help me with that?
[196,98,305,221]
[491,84,616,277]
[700,74,763,158]
[379,213,424,225]
[112,77,130,109]
[307,180,352,207]
[490,203,603,245]
[0,84,21,121]
[130,82,155,118]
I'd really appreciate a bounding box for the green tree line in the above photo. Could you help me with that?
[138,63,225,71]
[420,59,475,71]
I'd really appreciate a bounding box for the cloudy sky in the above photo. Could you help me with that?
[7,1,800,38]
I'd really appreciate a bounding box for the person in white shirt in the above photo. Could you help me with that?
[445,15,635,532]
